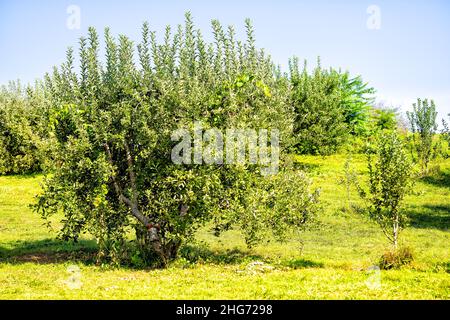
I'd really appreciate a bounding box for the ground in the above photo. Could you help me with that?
[0,154,449,299]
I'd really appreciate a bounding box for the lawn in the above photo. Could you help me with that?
[0,154,449,299]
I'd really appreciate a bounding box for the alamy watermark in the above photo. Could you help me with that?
[365,265,382,290]
[63,265,83,289]
[66,5,81,30]
[171,122,280,175]
[366,5,381,30]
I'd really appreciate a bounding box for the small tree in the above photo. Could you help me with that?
[359,131,414,248]
[406,98,438,171]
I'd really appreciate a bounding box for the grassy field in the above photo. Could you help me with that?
[0,154,449,299]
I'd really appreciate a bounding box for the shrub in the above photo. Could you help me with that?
[379,247,414,270]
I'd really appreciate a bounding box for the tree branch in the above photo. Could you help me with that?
[104,142,149,225]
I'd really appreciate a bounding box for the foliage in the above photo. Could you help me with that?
[358,131,415,248]
[234,169,319,247]
[288,62,376,155]
[289,58,348,155]
[0,23,383,173]
[371,107,398,131]
[0,81,54,175]
[337,71,375,135]
[33,14,318,266]
[406,98,438,171]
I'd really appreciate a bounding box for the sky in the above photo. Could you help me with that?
[1,0,449,119]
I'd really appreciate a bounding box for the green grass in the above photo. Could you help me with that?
[0,154,449,299]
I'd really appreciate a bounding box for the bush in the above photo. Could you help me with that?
[379,247,414,270]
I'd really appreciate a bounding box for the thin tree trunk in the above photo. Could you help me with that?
[393,216,399,249]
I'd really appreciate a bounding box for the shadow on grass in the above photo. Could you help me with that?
[0,239,269,267]
[0,239,98,265]
[179,245,266,265]
[433,261,450,273]
[292,161,322,173]
[0,239,325,270]
[420,170,450,189]
[180,245,324,269]
[281,258,324,269]
[408,204,450,231]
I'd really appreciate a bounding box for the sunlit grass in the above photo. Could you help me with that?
[0,154,449,299]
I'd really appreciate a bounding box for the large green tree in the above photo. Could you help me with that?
[35,14,318,266]
[289,58,348,155]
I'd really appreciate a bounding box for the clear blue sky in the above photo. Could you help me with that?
[1,0,449,118]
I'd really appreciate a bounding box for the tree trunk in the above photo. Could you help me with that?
[136,227,181,267]
[393,216,399,249]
